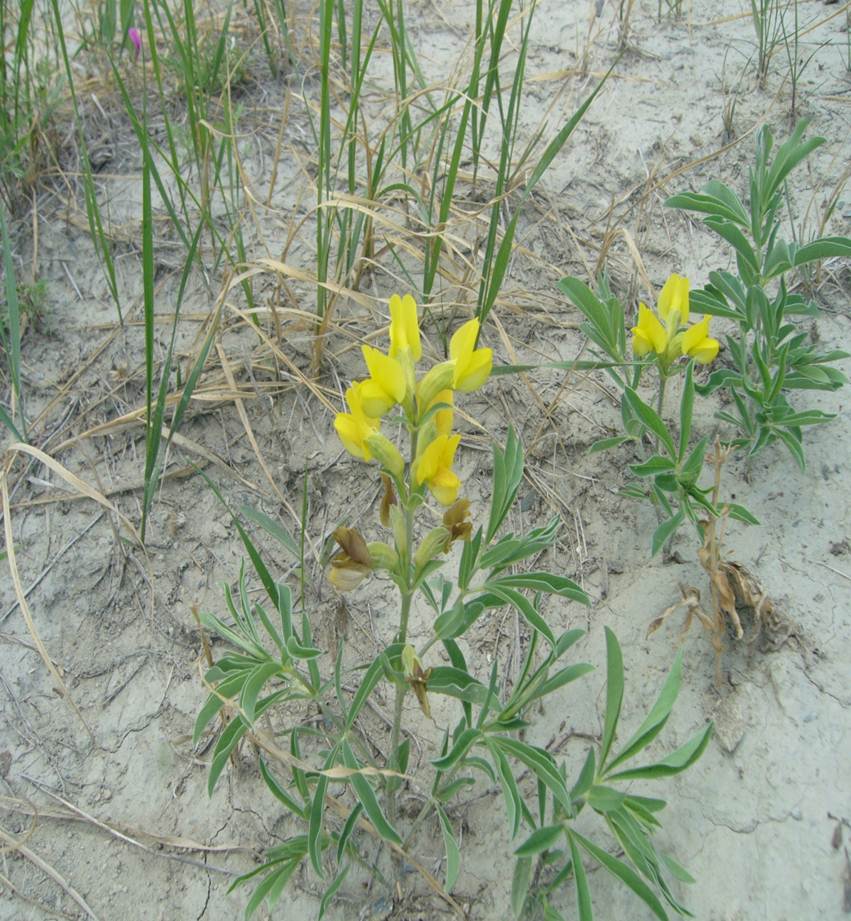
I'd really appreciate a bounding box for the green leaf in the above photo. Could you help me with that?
[573,830,669,921]
[723,503,759,526]
[240,504,300,558]
[335,802,363,863]
[244,862,300,919]
[703,217,759,272]
[630,455,676,477]
[285,635,322,660]
[570,747,596,802]
[341,741,401,845]
[432,728,480,771]
[586,785,626,813]
[608,722,712,781]
[793,236,851,266]
[428,667,490,706]
[494,747,522,838]
[491,571,589,605]
[436,806,461,891]
[208,716,249,796]
[486,428,525,543]
[589,434,633,453]
[318,864,350,920]
[568,831,594,921]
[485,584,556,647]
[651,510,685,557]
[607,650,683,773]
[259,757,306,819]
[623,389,676,457]
[240,661,284,724]
[511,856,533,919]
[308,773,330,877]
[524,663,595,705]
[600,627,624,765]
[193,669,249,745]
[346,653,386,729]
[664,188,748,226]
[493,737,571,811]
[515,824,564,857]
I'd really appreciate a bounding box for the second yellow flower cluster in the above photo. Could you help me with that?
[334,294,492,506]
[631,274,719,369]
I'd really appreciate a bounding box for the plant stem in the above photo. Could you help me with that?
[654,372,668,455]
[656,373,668,420]
[387,429,417,828]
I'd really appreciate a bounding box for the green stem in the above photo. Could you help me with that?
[387,428,418,828]
[654,372,668,455]
[656,373,668,421]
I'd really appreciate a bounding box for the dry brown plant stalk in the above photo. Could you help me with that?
[648,438,782,684]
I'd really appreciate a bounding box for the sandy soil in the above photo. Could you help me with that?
[1,1,850,920]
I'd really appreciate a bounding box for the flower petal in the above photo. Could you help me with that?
[362,345,406,406]
[449,318,479,366]
[389,293,422,361]
[658,274,690,325]
[429,468,460,506]
[634,303,668,355]
[335,413,372,460]
[455,347,492,392]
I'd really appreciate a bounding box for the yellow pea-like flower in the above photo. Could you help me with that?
[334,381,379,461]
[631,303,668,357]
[360,345,407,417]
[415,433,461,506]
[431,389,454,436]
[388,293,422,362]
[681,316,720,365]
[656,273,690,327]
[450,319,492,392]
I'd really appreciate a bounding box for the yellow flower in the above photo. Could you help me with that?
[334,381,379,460]
[360,345,406,417]
[631,303,668,357]
[415,433,461,506]
[388,294,422,362]
[657,273,690,326]
[450,319,492,392]
[631,274,693,364]
[429,388,454,436]
[681,316,719,365]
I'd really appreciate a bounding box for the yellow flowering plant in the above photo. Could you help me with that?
[666,121,848,470]
[559,272,756,556]
[193,295,711,921]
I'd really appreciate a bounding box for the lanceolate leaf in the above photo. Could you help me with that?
[572,830,670,921]
[600,627,624,765]
[568,831,594,921]
[608,723,713,781]
[606,651,683,773]
[515,824,563,857]
[341,741,401,845]
[436,805,461,891]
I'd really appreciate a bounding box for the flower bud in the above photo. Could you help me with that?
[413,526,451,570]
[365,433,405,479]
[417,361,455,412]
[401,644,420,677]
[389,505,407,558]
[327,526,372,593]
[328,564,369,592]
[367,541,399,572]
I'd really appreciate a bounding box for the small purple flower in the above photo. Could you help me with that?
[128,27,142,59]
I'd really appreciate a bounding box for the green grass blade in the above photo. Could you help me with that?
[0,206,25,439]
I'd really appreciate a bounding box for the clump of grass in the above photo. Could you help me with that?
[0,0,65,210]
[0,206,27,440]
[750,0,788,85]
